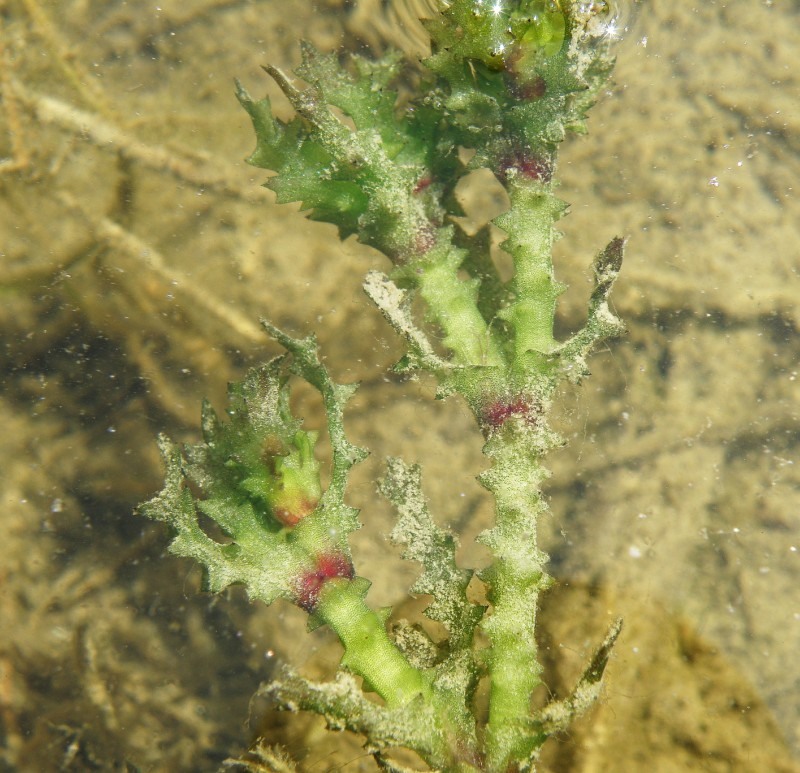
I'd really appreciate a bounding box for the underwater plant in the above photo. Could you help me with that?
[140,1,630,769]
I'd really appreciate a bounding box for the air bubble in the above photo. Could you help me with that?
[573,1,643,49]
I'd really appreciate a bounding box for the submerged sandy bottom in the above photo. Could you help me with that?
[1,1,798,770]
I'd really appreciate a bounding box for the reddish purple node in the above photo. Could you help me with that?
[294,552,355,613]
[413,175,433,195]
[481,397,539,432]
[505,71,547,101]
[496,152,552,185]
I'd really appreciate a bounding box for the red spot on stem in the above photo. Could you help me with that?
[294,552,355,613]
[505,68,547,101]
[496,151,553,185]
[481,396,540,432]
[413,175,433,194]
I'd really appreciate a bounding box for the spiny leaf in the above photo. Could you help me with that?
[139,433,297,606]
[381,458,483,651]
[236,81,369,236]
[296,43,407,157]
[140,333,368,605]
[261,322,368,547]
[260,669,440,757]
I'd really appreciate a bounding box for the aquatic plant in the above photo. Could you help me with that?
[140,1,629,769]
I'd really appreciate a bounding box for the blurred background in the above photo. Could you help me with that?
[1,1,798,770]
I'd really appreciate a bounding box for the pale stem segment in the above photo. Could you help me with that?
[479,421,556,770]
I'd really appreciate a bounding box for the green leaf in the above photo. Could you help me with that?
[296,43,406,158]
[382,458,483,649]
[260,322,368,552]
[259,670,442,761]
[139,336,367,605]
[139,433,298,605]
[236,81,369,236]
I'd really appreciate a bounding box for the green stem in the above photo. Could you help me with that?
[414,237,506,367]
[317,579,477,770]
[496,181,566,367]
[316,578,432,709]
[479,423,555,770]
